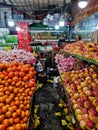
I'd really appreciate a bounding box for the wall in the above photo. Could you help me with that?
[71,0,98,26]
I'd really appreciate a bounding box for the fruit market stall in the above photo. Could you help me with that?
[55,41,98,130]
[0,49,37,130]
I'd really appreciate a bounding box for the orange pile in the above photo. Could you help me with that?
[0,62,36,130]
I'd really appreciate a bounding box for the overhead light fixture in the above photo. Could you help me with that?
[59,20,65,27]
[55,25,59,30]
[16,26,20,31]
[8,20,14,27]
[78,0,88,9]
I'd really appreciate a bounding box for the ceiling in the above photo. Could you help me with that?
[0,0,74,19]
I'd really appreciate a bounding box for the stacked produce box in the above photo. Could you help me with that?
[55,42,98,130]
[17,22,32,51]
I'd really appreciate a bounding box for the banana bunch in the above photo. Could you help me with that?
[66,115,72,122]
[34,105,39,114]
[67,123,74,130]
[57,99,74,130]
[37,83,43,89]
[61,119,67,126]
[58,99,65,108]
[33,105,40,129]
[63,108,68,114]
[33,115,40,129]
[55,112,61,116]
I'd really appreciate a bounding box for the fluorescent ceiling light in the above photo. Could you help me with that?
[78,0,87,8]
[16,26,20,31]
[59,21,64,27]
[55,25,59,30]
[8,20,14,27]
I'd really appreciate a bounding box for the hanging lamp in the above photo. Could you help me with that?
[78,0,88,9]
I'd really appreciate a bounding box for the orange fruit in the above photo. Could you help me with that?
[23,76,28,82]
[0,124,6,130]
[2,119,10,128]
[13,88,19,94]
[26,104,30,109]
[5,91,10,96]
[19,104,24,109]
[9,86,13,92]
[12,112,17,118]
[22,117,28,123]
[22,123,27,129]
[15,101,20,106]
[13,106,17,111]
[5,82,9,87]
[8,72,14,78]
[8,107,14,113]
[5,98,11,104]
[11,81,15,86]
[12,76,19,82]
[14,117,20,124]
[28,81,34,87]
[16,109,21,116]
[21,111,25,119]
[19,72,25,77]
[15,124,22,130]
[0,103,4,109]
[25,110,30,117]
[2,105,8,113]
[9,118,14,125]
[0,96,5,103]
[29,91,33,96]
[0,115,5,123]
[5,111,12,118]
[0,92,4,96]
[7,126,15,130]
[7,79,12,84]
[27,74,32,79]
[15,71,19,77]
[4,76,8,80]
[0,74,5,79]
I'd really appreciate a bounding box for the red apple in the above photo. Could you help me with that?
[88,108,97,117]
[84,101,92,109]
[93,91,98,97]
[86,119,95,129]
[73,103,79,109]
[82,108,88,114]
[83,114,89,120]
[93,86,98,90]
[92,100,98,107]
[81,95,88,101]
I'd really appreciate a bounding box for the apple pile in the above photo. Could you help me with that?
[64,41,98,63]
[61,65,98,129]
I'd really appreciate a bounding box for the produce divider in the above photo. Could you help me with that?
[57,68,81,130]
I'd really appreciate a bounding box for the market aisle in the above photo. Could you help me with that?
[31,81,71,130]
